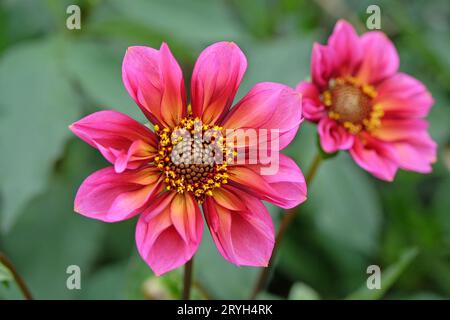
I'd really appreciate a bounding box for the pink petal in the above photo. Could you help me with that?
[74,166,163,222]
[327,19,362,77]
[122,43,186,128]
[222,82,303,150]
[391,138,436,174]
[317,117,355,153]
[191,42,247,125]
[356,32,399,85]
[311,43,335,89]
[372,118,429,141]
[69,110,158,173]
[296,81,326,121]
[170,192,203,244]
[349,134,399,181]
[372,119,437,173]
[374,73,434,118]
[135,192,203,276]
[227,154,307,209]
[212,187,247,211]
[203,186,274,267]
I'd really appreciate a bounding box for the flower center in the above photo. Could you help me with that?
[154,116,230,203]
[322,77,383,134]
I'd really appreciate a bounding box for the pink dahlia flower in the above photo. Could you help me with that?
[70,42,307,275]
[297,20,437,181]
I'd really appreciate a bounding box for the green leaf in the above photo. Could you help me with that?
[434,177,450,248]
[0,37,81,231]
[238,35,314,96]
[1,0,55,46]
[404,292,445,300]
[0,140,105,299]
[226,0,276,39]
[195,230,258,299]
[288,282,320,300]
[255,292,283,300]
[0,262,13,283]
[92,0,248,48]
[347,248,419,300]
[307,154,383,254]
[126,254,205,299]
[63,39,146,121]
[77,262,127,300]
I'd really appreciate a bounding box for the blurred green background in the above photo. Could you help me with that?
[0,0,449,300]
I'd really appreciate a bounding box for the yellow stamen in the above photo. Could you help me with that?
[322,77,382,134]
[154,115,230,203]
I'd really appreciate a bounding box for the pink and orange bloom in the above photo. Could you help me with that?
[70,42,307,275]
[297,20,437,181]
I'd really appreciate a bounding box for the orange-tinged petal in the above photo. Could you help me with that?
[69,110,158,173]
[170,192,201,243]
[191,42,247,125]
[122,43,186,128]
[203,187,274,267]
[228,154,307,209]
[212,187,246,211]
[136,192,203,276]
[74,166,163,222]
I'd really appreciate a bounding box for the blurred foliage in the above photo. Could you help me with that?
[347,248,418,300]
[0,0,449,299]
[288,282,320,300]
[0,262,13,286]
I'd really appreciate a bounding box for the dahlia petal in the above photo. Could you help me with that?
[203,186,274,267]
[227,154,307,209]
[141,191,176,221]
[203,200,235,261]
[191,42,247,125]
[136,192,203,276]
[74,166,163,222]
[296,81,321,99]
[212,188,247,211]
[296,81,326,121]
[391,138,437,173]
[69,110,158,173]
[356,32,399,85]
[372,119,437,173]
[317,117,354,153]
[349,134,399,181]
[374,73,434,118]
[170,192,202,243]
[278,124,301,150]
[113,139,154,173]
[311,43,335,89]
[122,43,186,127]
[222,82,303,150]
[372,118,429,141]
[328,19,362,76]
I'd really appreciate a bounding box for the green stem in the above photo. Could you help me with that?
[182,257,194,300]
[0,252,33,300]
[249,153,323,299]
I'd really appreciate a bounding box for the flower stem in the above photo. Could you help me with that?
[182,257,194,300]
[249,153,323,299]
[0,252,33,300]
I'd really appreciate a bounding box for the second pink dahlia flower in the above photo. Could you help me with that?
[70,42,307,275]
[297,20,437,181]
